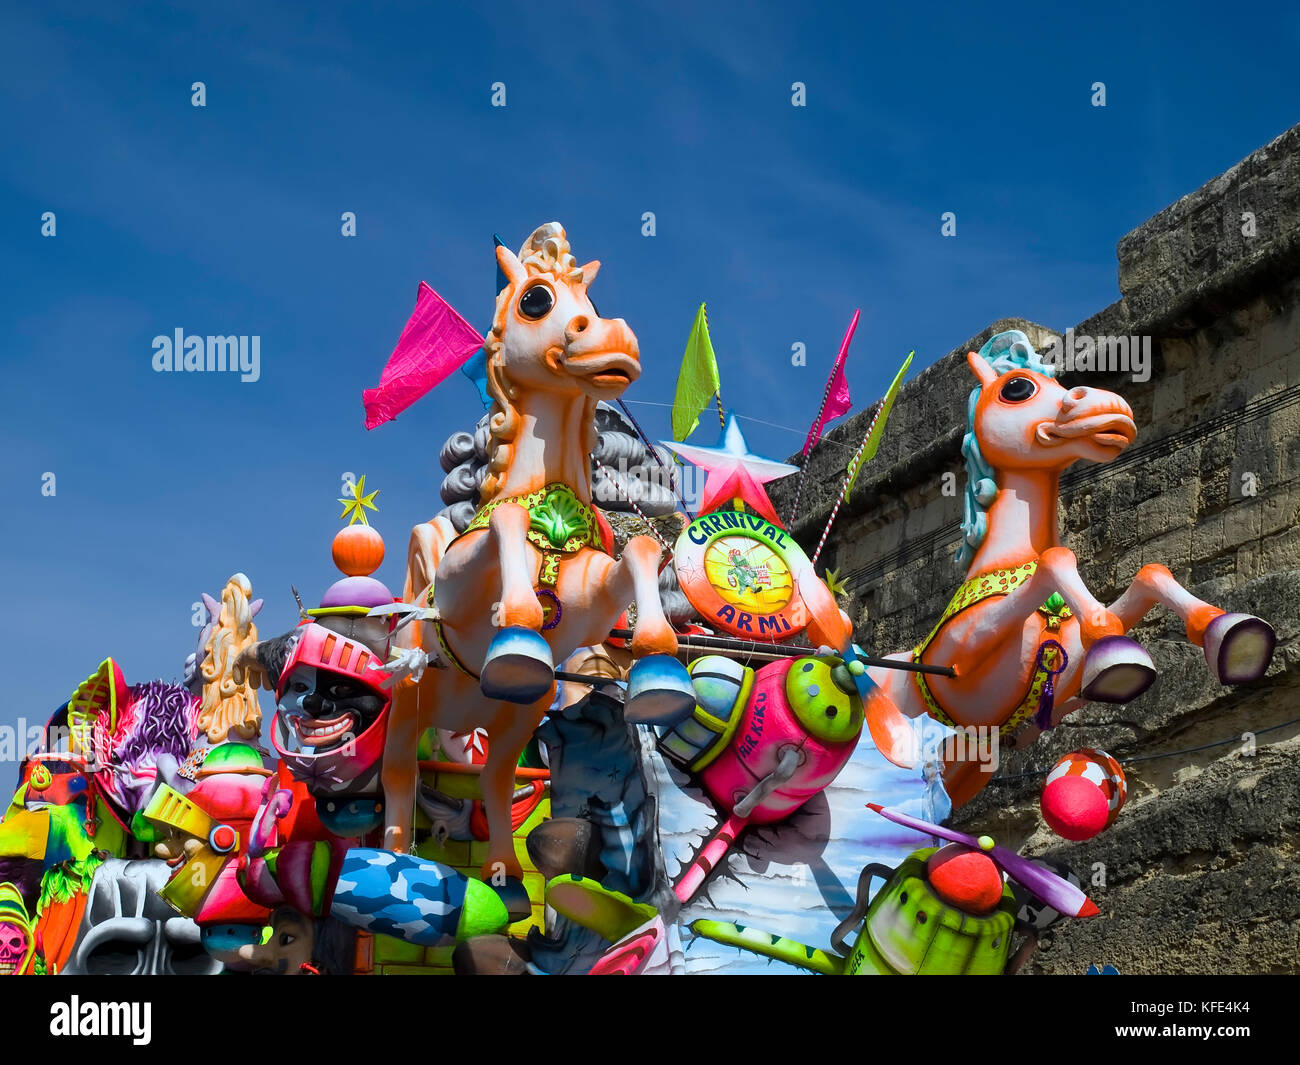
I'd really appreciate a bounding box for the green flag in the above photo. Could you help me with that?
[673,303,722,441]
[845,351,912,502]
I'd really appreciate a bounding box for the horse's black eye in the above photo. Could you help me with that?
[1000,376,1037,402]
[518,284,554,320]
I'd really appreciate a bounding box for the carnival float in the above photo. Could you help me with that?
[0,223,1276,975]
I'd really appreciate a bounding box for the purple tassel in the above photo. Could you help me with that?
[1033,640,1069,731]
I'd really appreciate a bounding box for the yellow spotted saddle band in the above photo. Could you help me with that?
[911,559,1072,737]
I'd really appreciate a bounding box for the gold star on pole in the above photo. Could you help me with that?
[824,567,849,600]
[339,475,380,526]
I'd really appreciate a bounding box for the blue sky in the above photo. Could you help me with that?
[1,1,1298,748]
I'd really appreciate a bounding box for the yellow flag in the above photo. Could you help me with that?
[673,303,722,441]
[845,351,912,502]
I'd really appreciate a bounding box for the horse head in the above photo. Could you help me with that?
[957,331,1136,565]
[488,222,641,402]
[480,223,640,502]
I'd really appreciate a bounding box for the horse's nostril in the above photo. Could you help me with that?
[569,316,589,334]
[1069,387,1089,400]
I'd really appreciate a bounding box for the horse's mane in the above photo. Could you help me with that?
[481,223,596,503]
[956,330,1058,569]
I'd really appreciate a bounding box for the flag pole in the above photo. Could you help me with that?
[810,427,873,567]
[788,309,860,526]
[809,351,912,567]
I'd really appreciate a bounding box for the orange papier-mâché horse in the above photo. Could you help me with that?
[863,330,1276,805]
[382,223,696,881]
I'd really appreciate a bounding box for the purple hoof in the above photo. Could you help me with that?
[1081,635,1156,703]
[1204,613,1275,685]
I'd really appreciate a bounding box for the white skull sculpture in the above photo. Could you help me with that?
[63,859,224,975]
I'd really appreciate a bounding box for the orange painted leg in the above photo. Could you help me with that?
[382,677,424,853]
[617,536,678,657]
[489,503,545,631]
[1109,564,1223,644]
[477,700,546,882]
[1109,564,1273,685]
[1034,547,1125,648]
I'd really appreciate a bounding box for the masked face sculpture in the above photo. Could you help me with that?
[273,624,392,795]
[63,859,222,975]
[279,667,386,751]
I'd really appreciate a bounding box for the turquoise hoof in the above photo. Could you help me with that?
[480,627,554,703]
[625,654,696,726]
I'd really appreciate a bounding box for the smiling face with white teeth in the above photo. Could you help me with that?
[277,665,387,753]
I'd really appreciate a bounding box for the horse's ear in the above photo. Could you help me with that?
[966,350,998,387]
[249,598,264,618]
[202,593,221,620]
[495,244,528,290]
[579,260,601,285]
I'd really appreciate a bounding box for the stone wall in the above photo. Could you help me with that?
[770,122,1300,974]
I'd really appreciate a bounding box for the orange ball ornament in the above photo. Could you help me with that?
[332,523,385,577]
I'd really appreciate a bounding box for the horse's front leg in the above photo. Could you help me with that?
[1023,547,1125,648]
[1109,564,1275,685]
[975,546,1159,704]
[610,535,677,657]
[487,503,544,630]
[601,536,694,725]
[443,504,551,703]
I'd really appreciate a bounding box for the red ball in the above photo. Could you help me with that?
[1041,775,1110,841]
[925,844,1004,914]
[209,824,238,853]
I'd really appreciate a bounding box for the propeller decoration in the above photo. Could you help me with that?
[840,642,878,699]
[865,803,1099,919]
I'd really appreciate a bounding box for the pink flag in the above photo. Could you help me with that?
[363,282,485,430]
[801,309,859,457]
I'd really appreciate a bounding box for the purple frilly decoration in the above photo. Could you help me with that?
[1033,640,1069,731]
[117,680,199,769]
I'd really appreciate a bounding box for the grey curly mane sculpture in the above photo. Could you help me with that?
[434,402,694,625]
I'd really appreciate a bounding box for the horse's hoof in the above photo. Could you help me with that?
[625,654,696,726]
[489,876,534,924]
[479,626,554,703]
[452,935,533,976]
[1080,636,1156,703]
[526,817,601,880]
[1204,613,1276,685]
